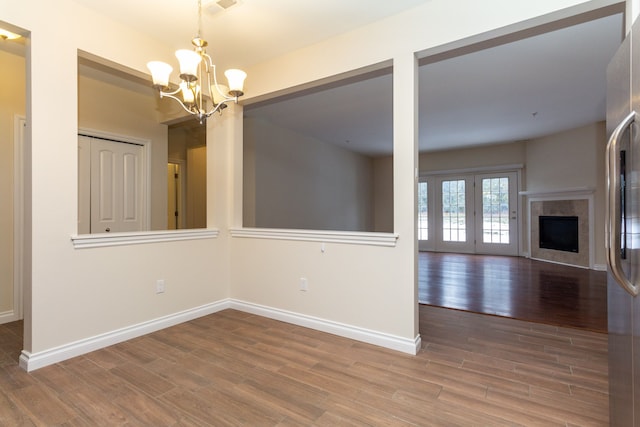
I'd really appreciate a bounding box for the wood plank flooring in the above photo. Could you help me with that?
[419,252,608,333]
[0,306,608,426]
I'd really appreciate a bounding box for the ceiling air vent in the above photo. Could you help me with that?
[205,0,240,15]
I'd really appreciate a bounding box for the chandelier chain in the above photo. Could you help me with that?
[197,0,203,39]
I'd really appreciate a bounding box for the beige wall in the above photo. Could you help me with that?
[525,121,606,265]
[373,156,394,232]
[78,68,168,231]
[525,122,604,191]
[243,117,375,231]
[1,0,605,366]
[419,141,527,172]
[0,48,25,319]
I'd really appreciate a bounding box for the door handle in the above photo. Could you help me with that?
[105,227,111,232]
[606,110,638,296]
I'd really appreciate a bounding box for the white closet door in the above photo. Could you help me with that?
[78,135,145,234]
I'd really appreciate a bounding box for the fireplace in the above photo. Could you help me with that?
[538,215,579,253]
[527,195,592,268]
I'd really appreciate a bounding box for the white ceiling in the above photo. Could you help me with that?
[66,1,624,155]
[245,12,624,156]
[70,0,432,71]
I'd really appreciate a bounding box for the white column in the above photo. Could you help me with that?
[393,52,420,341]
[207,102,243,230]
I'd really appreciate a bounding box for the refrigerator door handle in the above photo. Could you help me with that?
[606,110,638,297]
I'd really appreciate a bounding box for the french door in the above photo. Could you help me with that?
[418,171,519,256]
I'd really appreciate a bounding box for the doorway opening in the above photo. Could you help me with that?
[415,6,621,326]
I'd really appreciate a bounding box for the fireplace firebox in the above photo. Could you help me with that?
[539,215,579,253]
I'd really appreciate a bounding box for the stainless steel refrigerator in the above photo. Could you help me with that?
[607,16,640,427]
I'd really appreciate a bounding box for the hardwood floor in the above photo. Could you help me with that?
[419,252,608,333]
[0,307,608,426]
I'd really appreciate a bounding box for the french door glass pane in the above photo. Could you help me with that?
[418,182,428,240]
[482,177,509,243]
[442,179,466,242]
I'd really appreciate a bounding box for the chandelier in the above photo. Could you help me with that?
[146,0,247,124]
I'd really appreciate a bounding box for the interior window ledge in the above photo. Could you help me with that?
[230,228,399,247]
[71,229,219,249]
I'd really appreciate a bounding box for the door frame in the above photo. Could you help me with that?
[6,115,26,324]
[419,164,523,256]
[78,128,151,234]
[168,158,187,230]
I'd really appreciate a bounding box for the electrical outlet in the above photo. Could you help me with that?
[156,279,165,294]
[299,277,308,292]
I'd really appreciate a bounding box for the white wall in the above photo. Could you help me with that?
[232,0,609,348]
[0,0,610,367]
[2,0,232,362]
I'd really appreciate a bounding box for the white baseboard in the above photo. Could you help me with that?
[19,300,231,372]
[19,298,421,371]
[230,299,421,356]
[0,310,20,325]
[594,264,607,272]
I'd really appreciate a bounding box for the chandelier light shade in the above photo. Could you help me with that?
[147,0,247,123]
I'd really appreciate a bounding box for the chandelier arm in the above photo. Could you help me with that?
[202,53,215,100]
[204,53,236,103]
[160,92,201,115]
[159,86,182,97]
[208,100,226,116]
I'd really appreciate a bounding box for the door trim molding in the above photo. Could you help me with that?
[7,115,26,324]
[420,163,524,177]
[168,158,187,230]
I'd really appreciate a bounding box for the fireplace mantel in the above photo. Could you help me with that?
[519,187,595,198]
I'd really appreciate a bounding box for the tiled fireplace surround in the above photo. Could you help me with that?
[528,193,593,269]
